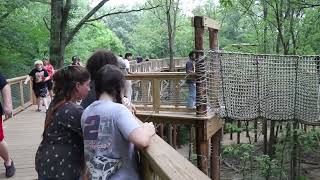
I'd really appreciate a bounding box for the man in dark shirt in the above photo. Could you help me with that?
[186,51,196,108]
[0,73,16,177]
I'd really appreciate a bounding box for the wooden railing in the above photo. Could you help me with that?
[140,133,210,180]
[3,75,33,119]
[130,58,186,72]
[126,72,196,112]
[127,72,223,180]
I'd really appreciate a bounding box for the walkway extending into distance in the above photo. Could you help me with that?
[0,105,44,180]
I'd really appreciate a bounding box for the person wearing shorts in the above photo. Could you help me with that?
[0,73,15,177]
[42,58,54,100]
[24,60,49,112]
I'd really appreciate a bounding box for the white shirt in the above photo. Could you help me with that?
[124,59,130,69]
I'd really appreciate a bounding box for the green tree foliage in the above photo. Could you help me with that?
[1,0,320,77]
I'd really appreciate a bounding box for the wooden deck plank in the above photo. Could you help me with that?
[0,105,45,180]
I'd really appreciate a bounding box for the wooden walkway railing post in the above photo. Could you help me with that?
[193,15,209,175]
[208,18,221,180]
[193,16,221,179]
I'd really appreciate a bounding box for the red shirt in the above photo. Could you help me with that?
[43,64,54,79]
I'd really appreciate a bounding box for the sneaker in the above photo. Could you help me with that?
[36,109,41,112]
[4,160,15,177]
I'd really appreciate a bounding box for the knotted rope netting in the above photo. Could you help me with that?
[199,51,320,125]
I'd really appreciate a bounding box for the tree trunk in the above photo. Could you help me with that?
[166,0,175,72]
[262,0,268,54]
[50,0,64,68]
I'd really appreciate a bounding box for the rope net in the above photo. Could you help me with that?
[202,51,320,125]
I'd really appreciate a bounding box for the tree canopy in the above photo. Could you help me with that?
[1,0,320,76]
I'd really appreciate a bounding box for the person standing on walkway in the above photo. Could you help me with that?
[24,60,49,112]
[186,51,196,108]
[35,66,90,180]
[81,65,155,180]
[0,73,16,177]
[71,56,83,66]
[124,53,133,100]
[42,58,55,100]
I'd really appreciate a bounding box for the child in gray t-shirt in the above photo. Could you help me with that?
[81,65,155,180]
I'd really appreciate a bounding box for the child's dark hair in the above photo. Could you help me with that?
[86,50,118,80]
[125,53,132,59]
[189,51,195,58]
[95,65,125,104]
[44,66,90,132]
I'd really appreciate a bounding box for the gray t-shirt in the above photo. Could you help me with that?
[117,57,128,75]
[81,100,141,180]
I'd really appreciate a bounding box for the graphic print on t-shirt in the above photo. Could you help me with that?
[35,71,45,83]
[83,115,122,180]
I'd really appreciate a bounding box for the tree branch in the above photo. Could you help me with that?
[42,17,50,31]
[65,0,109,46]
[86,5,161,22]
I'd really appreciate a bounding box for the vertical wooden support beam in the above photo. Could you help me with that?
[237,120,241,144]
[209,25,221,180]
[141,81,148,105]
[211,129,221,180]
[152,79,160,113]
[172,124,177,149]
[194,16,207,116]
[263,119,268,154]
[254,119,258,142]
[174,80,180,107]
[208,28,219,51]
[30,81,36,105]
[196,123,208,175]
[193,16,209,175]
[19,81,24,108]
[141,154,154,180]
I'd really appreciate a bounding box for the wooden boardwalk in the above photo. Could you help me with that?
[0,105,45,180]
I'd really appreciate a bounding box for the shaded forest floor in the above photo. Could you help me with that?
[177,130,320,180]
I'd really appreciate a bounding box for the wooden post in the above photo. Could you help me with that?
[237,120,241,144]
[141,154,154,180]
[29,81,36,105]
[141,81,148,105]
[152,79,160,113]
[19,81,24,108]
[194,16,207,116]
[196,123,208,175]
[208,28,218,51]
[172,124,177,149]
[193,16,209,175]
[209,23,221,180]
[211,129,221,180]
[174,80,180,107]
[254,119,258,142]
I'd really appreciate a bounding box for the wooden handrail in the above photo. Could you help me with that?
[3,75,33,120]
[125,72,195,80]
[141,133,210,180]
[7,75,28,83]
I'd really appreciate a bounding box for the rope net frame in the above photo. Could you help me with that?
[199,51,320,125]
